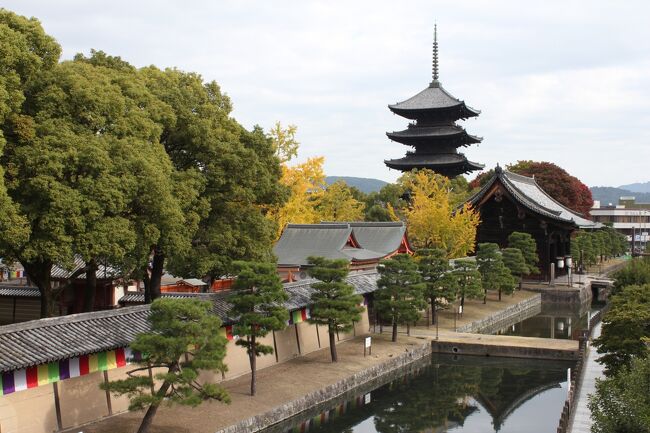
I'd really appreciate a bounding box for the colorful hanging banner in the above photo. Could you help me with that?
[220,325,238,341]
[0,347,138,396]
[288,307,310,325]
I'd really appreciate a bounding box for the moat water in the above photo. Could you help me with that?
[494,299,603,340]
[264,354,574,433]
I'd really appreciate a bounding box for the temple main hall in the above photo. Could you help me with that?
[384,26,484,178]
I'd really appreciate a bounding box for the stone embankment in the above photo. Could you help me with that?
[456,293,541,334]
[218,344,432,433]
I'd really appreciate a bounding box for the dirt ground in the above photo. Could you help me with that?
[73,288,552,433]
[396,288,539,332]
[72,334,428,433]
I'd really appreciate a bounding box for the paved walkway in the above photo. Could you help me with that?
[569,322,604,433]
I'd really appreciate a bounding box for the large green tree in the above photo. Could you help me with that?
[307,256,363,362]
[611,257,650,295]
[416,248,457,325]
[376,254,425,342]
[102,298,230,433]
[229,261,288,396]
[139,66,288,296]
[594,284,650,376]
[0,14,182,315]
[589,355,650,433]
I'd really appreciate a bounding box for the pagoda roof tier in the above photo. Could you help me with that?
[388,82,480,120]
[384,152,484,176]
[386,124,482,146]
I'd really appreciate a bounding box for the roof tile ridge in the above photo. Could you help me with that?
[0,304,151,335]
[501,174,566,218]
[347,222,404,227]
[527,175,593,221]
[287,223,349,229]
[503,170,536,184]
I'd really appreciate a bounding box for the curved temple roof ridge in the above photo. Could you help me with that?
[466,167,600,228]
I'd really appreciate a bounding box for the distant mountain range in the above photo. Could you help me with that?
[323,175,650,205]
[325,176,388,194]
[590,186,650,205]
[618,181,650,193]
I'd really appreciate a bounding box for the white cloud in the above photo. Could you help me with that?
[4,0,650,186]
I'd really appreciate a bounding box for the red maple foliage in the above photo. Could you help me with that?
[469,161,594,217]
[508,161,593,217]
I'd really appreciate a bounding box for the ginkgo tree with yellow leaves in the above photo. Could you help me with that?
[399,170,480,258]
[317,180,365,222]
[266,123,365,237]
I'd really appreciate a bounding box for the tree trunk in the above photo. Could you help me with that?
[142,264,152,304]
[137,401,161,433]
[483,289,487,304]
[149,247,165,302]
[461,294,465,312]
[249,331,257,395]
[391,320,397,342]
[137,371,175,433]
[83,258,98,312]
[329,330,338,362]
[498,288,502,301]
[23,260,54,318]
[431,298,436,325]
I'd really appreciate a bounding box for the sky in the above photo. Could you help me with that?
[4,1,650,187]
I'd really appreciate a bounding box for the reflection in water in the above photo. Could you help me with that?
[274,355,572,433]
[494,301,596,340]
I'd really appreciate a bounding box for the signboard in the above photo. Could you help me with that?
[364,336,372,357]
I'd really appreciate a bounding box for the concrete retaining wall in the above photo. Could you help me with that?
[456,294,542,334]
[216,342,432,433]
[431,340,578,361]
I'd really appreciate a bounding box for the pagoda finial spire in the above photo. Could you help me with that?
[432,24,439,83]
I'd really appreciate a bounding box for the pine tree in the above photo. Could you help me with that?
[477,243,515,302]
[101,299,230,433]
[307,257,364,362]
[376,254,426,342]
[451,259,483,313]
[416,248,457,325]
[507,232,540,275]
[502,247,528,290]
[229,261,289,396]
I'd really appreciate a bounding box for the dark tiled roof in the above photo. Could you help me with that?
[466,167,600,229]
[273,224,385,266]
[0,306,151,373]
[0,285,40,298]
[387,125,482,145]
[385,153,484,173]
[388,83,480,119]
[343,222,407,256]
[0,270,379,373]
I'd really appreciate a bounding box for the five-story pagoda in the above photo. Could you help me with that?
[384,26,484,177]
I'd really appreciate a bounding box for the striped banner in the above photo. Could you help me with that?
[0,347,136,396]
[220,325,237,341]
[288,307,310,325]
